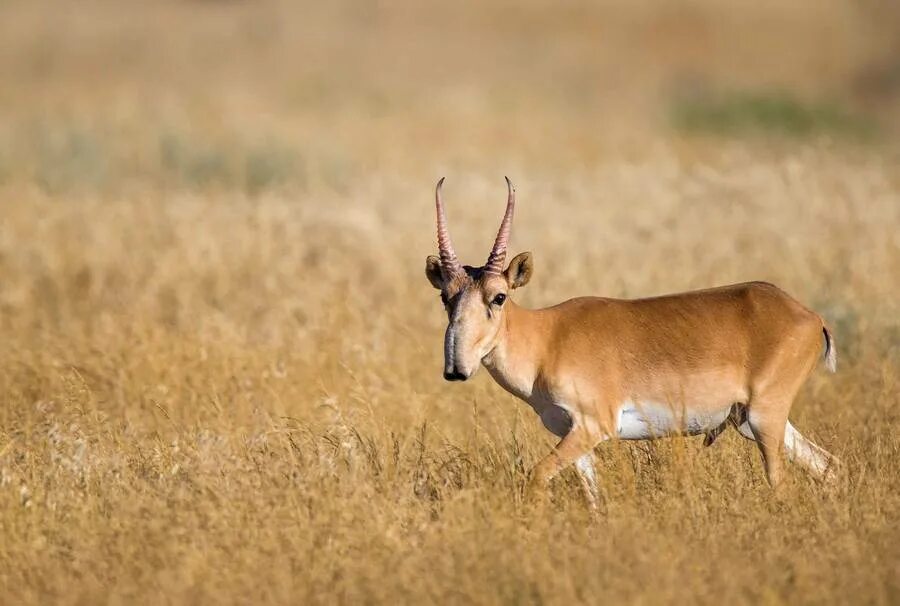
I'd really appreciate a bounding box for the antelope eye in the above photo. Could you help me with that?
[492,293,507,307]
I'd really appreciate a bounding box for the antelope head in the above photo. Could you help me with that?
[425,178,534,381]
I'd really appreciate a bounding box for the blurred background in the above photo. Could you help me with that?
[1,1,898,604]
[2,0,898,339]
[2,0,898,189]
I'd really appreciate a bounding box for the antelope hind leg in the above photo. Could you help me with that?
[784,421,840,480]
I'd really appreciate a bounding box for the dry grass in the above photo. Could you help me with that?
[1,1,899,604]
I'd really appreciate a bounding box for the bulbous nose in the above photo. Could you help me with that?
[443,369,467,382]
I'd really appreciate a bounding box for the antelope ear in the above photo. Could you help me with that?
[505,252,533,289]
[425,255,444,290]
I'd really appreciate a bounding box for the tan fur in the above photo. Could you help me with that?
[426,192,839,504]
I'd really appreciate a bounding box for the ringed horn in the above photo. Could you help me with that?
[484,176,516,275]
[435,177,463,280]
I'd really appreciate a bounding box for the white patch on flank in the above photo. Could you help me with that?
[616,401,732,440]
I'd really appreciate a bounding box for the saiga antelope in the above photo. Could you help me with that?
[425,178,839,506]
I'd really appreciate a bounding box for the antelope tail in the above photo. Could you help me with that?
[823,326,837,373]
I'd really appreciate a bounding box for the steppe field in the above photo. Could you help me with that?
[1,1,899,604]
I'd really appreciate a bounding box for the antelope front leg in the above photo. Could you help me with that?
[526,424,604,503]
[574,452,600,510]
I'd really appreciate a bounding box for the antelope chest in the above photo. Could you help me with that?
[484,364,576,437]
[522,391,575,438]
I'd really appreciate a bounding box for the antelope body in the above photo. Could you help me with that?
[425,178,839,506]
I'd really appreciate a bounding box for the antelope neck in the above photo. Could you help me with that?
[482,300,550,399]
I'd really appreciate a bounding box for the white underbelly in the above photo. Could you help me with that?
[616,401,731,440]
